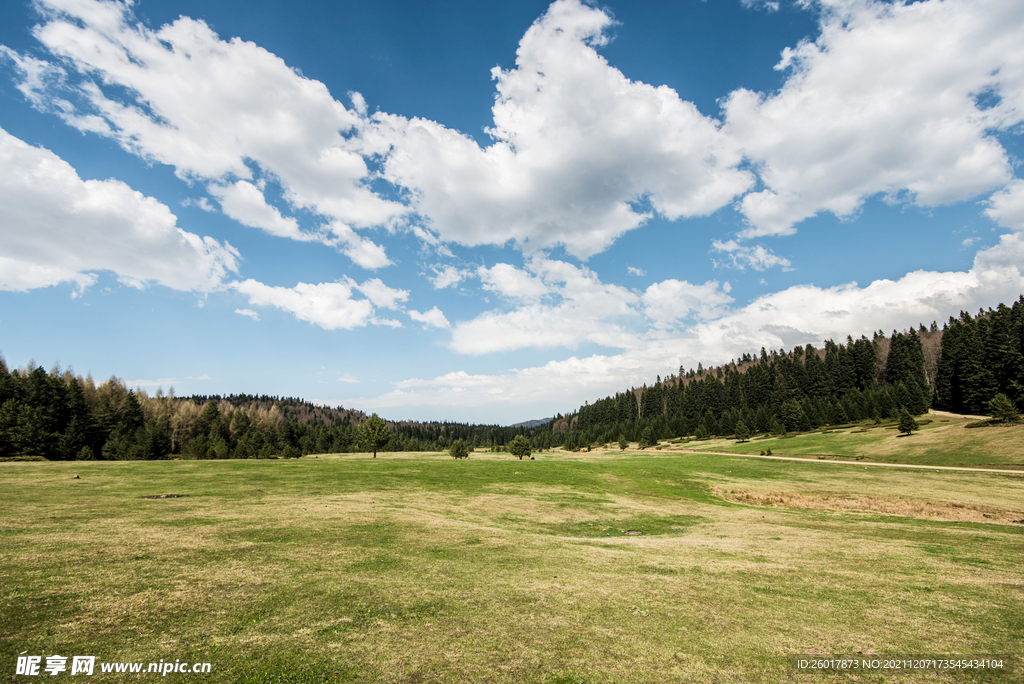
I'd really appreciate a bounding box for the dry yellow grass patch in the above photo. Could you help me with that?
[713,486,1024,524]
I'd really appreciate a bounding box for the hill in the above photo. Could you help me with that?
[540,296,1023,451]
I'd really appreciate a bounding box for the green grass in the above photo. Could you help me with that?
[679,411,1024,469]
[1,448,1023,683]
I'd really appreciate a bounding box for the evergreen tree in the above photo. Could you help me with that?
[357,413,390,458]
[449,439,469,459]
[988,393,1020,423]
[734,421,751,442]
[143,419,172,460]
[898,407,919,436]
[618,434,628,450]
[509,434,532,459]
[638,426,657,449]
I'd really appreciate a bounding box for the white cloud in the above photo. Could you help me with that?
[972,230,1024,273]
[985,178,1024,231]
[408,306,451,329]
[358,248,1024,418]
[234,308,259,320]
[450,257,639,354]
[124,377,180,388]
[353,277,408,309]
[724,0,1024,236]
[181,197,216,213]
[370,0,752,258]
[641,279,734,327]
[322,221,391,270]
[428,264,467,289]
[741,0,780,12]
[477,263,550,300]
[711,239,793,271]
[0,126,238,293]
[232,279,376,330]
[14,0,405,258]
[209,181,306,241]
[626,266,646,277]
[336,374,359,383]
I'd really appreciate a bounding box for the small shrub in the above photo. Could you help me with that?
[449,439,469,459]
[509,435,532,460]
[989,393,1021,423]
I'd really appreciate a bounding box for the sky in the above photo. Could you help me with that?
[1,0,1023,425]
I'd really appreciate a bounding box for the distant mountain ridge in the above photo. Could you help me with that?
[509,417,553,429]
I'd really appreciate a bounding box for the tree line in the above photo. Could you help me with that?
[541,296,1023,449]
[0,365,532,461]
[2,296,1021,460]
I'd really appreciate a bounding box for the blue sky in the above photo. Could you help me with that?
[1,0,1023,424]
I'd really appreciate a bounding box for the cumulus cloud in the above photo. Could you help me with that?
[321,221,391,270]
[741,0,780,12]
[451,257,639,354]
[352,277,408,309]
[408,306,451,329]
[235,308,260,321]
[360,245,1024,419]
[626,266,646,277]
[209,181,306,241]
[233,279,385,330]
[0,126,238,294]
[641,279,734,327]
[428,264,468,289]
[370,0,752,258]
[724,0,1024,236]
[985,178,1024,231]
[711,239,793,271]
[477,263,550,300]
[11,0,403,262]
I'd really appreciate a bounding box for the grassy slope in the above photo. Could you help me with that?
[664,411,1024,469]
[1,446,1022,683]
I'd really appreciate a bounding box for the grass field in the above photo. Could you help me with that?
[674,410,1024,469]
[2,424,1023,683]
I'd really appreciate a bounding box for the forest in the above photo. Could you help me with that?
[1,296,1021,461]
[540,296,1024,448]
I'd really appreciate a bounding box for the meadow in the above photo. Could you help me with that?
[2,416,1023,683]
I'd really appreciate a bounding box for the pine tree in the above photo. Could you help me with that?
[734,421,751,442]
[144,419,172,460]
[509,434,532,460]
[449,439,469,459]
[988,393,1020,423]
[357,413,390,458]
[898,407,919,435]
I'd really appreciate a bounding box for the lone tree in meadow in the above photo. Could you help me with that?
[734,421,751,443]
[509,434,532,460]
[358,413,390,457]
[988,393,1021,424]
[618,434,628,451]
[638,426,657,449]
[897,407,919,436]
[449,439,469,459]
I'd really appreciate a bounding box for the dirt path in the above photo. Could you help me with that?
[680,450,1024,475]
[928,408,991,421]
